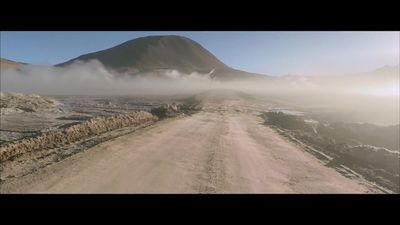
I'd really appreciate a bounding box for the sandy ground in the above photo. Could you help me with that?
[0,92,377,193]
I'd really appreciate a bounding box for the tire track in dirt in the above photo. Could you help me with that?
[192,112,227,193]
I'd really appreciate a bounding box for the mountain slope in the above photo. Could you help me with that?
[369,64,399,75]
[56,35,267,80]
[0,58,25,70]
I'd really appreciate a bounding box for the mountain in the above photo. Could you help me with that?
[278,64,399,82]
[0,58,26,70]
[367,64,399,77]
[56,35,267,80]
[346,64,399,85]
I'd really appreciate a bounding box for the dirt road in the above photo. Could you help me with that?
[0,91,378,193]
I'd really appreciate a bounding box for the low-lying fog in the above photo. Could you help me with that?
[1,60,399,125]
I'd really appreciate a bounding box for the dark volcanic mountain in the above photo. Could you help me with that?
[56,35,266,80]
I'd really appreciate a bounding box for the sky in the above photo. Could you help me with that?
[1,31,399,76]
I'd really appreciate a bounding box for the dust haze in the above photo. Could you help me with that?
[2,60,398,125]
[1,60,220,96]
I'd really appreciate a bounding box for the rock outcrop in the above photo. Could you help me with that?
[150,104,180,119]
[150,101,201,119]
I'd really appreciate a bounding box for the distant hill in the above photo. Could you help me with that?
[276,64,399,85]
[0,58,26,70]
[56,35,268,80]
[365,64,399,77]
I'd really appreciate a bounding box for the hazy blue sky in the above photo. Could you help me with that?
[1,31,398,76]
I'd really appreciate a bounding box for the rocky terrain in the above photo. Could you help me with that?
[0,111,158,162]
[0,92,199,185]
[261,111,400,193]
[1,92,62,114]
[0,92,193,144]
[1,92,66,144]
[0,90,384,193]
